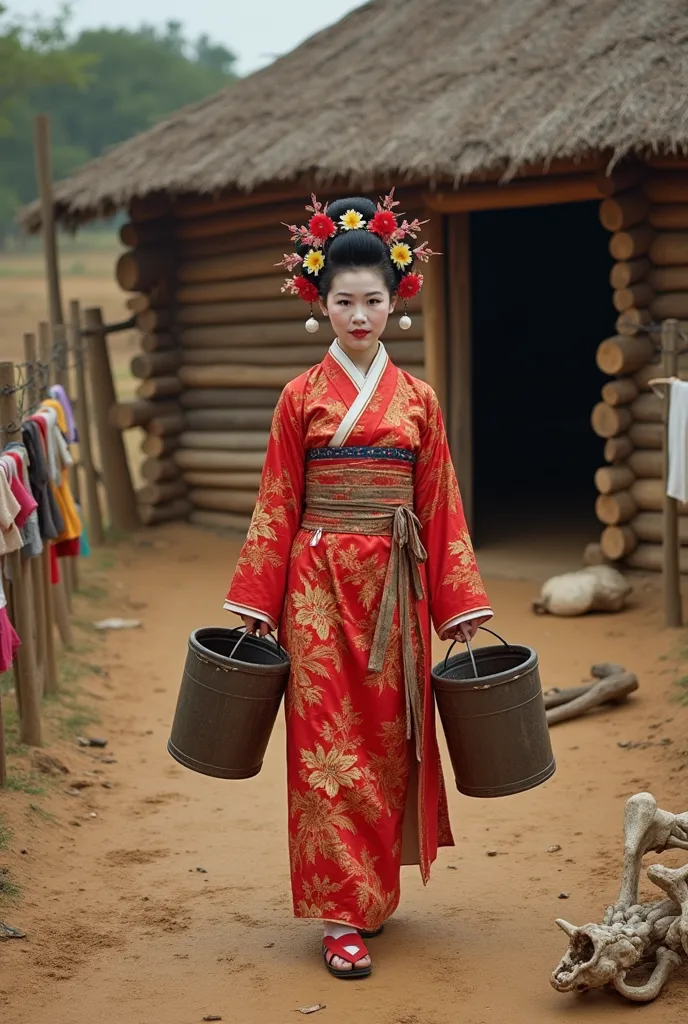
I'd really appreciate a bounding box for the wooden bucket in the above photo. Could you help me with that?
[168,627,289,779]
[432,628,555,798]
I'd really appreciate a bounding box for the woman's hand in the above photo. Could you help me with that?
[442,620,479,644]
[241,615,272,637]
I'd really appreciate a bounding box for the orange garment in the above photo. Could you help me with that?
[40,399,80,543]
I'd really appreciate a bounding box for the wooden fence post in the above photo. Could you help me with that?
[84,306,140,531]
[69,300,104,546]
[0,362,42,746]
[22,333,48,696]
[662,318,683,627]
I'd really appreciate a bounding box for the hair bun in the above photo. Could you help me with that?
[326,197,377,224]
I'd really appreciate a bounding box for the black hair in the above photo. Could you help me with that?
[301,196,408,300]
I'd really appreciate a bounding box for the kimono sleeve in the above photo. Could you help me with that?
[224,384,306,629]
[414,387,492,638]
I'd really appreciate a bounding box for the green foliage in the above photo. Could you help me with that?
[673,673,688,706]
[0,817,11,850]
[0,8,238,237]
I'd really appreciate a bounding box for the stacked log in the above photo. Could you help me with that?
[594,166,688,570]
[115,191,427,532]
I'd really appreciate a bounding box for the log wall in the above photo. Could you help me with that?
[115,191,426,530]
[594,165,688,570]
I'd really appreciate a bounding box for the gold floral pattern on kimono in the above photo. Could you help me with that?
[226,347,491,929]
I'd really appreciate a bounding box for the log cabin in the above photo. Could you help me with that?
[20,0,688,570]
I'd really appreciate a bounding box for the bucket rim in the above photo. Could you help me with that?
[431,643,538,689]
[189,626,290,673]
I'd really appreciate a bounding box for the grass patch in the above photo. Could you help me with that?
[76,581,108,602]
[27,803,57,824]
[3,771,45,796]
[0,818,11,851]
[0,872,21,903]
[673,674,688,706]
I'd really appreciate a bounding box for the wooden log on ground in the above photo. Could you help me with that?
[147,414,186,437]
[649,233,688,266]
[629,421,663,448]
[180,430,270,451]
[116,248,176,292]
[183,408,274,431]
[141,457,180,483]
[138,499,192,526]
[644,173,688,204]
[136,376,183,400]
[141,433,181,457]
[179,364,306,389]
[176,275,284,305]
[131,350,181,379]
[601,378,639,406]
[544,683,595,709]
[178,314,424,347]
[632,477,688,513]
[591,402,633,438]
[175,449,266,472]
[630,392,662,423]
[649,206,688,231]
[600,525,638,559]
[546,673,638,726]
[189,489,258,514]
[604,435,634,463]
[628,449,663,478]
[583,542,611,566]
[183,470,263,489]
[110,399,180,429]
[632,512,688,544]
[627,544,688,573]
[140,332,175,353]
[608,224,654,261]
[190,509,252,533]
[595,490,638,524]
[599,191,650,232]
[596,335,654,375]
[616,309,652,335]
[613,282,654,312]
[609,257,650,290]
[137,479,188,505]
[594,465,635,494]
[651,292,688,320]
[648,265,688,291]
[180,388,281,409]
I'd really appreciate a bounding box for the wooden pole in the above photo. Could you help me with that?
[83,306,139,531]
[446,213,474,533]
[33,114,64,327]
[38,322,73,649]
[0,362,42,746]
[69,300,104,546]
[662,318,683,626]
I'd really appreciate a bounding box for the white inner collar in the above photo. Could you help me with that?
[330,339,385,392]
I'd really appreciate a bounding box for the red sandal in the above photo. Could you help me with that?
[322,933,372,979]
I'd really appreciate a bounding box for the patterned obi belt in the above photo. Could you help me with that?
[302,446,426,758]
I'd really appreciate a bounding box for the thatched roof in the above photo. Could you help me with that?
[22,0,688,231]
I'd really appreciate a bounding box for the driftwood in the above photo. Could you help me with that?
[543,663,636,723]
[551,792,688,1003]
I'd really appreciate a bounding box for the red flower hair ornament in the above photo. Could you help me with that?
[276,189,440,333]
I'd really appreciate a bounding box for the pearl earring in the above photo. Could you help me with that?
[399,301,412,331]
[305,304,319,333]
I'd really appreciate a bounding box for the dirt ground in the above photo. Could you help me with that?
[0,524,687,1024]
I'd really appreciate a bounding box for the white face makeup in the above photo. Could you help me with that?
[320,268,396,370]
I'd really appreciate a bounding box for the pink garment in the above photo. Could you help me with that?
[9,469,38,529]
[0,607,20,672]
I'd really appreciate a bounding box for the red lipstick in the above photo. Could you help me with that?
[350,329,370,339]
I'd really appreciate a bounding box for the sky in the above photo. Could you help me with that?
[22,0,367,75]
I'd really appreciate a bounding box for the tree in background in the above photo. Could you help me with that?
[0,7,238,241]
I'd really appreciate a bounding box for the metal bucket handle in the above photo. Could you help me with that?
[443,626,510,679]
[230,626,288,662]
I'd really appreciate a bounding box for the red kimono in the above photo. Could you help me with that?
[226,341,491,930]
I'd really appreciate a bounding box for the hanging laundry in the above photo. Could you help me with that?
[667,379,688,502]
[0,469,23,556]
[48,385,78,443]
[35,399,81,546]
[23,420,63,540]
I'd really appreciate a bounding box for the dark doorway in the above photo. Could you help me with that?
[469,200,616,560]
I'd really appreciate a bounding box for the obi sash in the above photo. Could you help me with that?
[301,450,426,759]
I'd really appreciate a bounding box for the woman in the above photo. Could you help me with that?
[225,194,492,978]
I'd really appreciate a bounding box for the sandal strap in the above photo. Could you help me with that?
[322,933,369,965]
